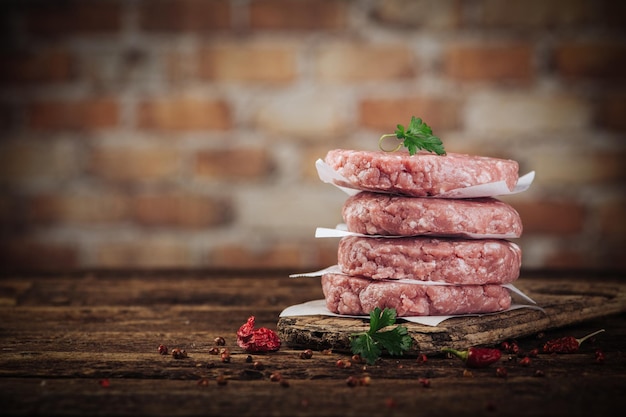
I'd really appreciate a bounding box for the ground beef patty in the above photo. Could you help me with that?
[321,273,511,317]
[325,149,519,197]
[337,236,521,284]
[342,192,522,238]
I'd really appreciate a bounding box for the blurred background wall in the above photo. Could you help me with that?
[0,0,624,272]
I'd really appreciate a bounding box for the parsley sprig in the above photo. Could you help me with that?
[350,307,413,365]
[379,116,446,156]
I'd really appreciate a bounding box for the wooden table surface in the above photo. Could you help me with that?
[1,269,625,417]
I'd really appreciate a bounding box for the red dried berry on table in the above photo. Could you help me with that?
[237,316,281,353]
[157,344,168,355]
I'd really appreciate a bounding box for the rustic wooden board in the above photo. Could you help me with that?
[277,278,626,355]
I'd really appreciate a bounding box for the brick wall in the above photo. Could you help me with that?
[1,0,624,272]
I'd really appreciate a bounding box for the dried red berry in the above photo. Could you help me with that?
[98,378,110,388]
[346,376,359,387]
[216,374,228,386]
[237,316,281,353]
[208,347,219,355]
[418,377,431,387]
[269,372,282,382]
[299,349,313,359]
[495,367,508,378]
[214,336,226,346]
[157,344,168,355]
[519,356,531,366]
[416,353,428,363]
[171,348,187,359]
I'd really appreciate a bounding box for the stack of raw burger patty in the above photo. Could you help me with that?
[320,149,524,317]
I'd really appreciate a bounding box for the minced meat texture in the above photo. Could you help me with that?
[342,193,523,238]
[321,273,511,317]
[325,149,519,197]
[337,236,521,285]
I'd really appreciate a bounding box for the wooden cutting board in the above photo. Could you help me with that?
[277,277,626,355]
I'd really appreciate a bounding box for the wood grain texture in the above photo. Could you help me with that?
[1,270,625,417]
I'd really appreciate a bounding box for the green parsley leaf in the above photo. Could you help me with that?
[350,307,413,365]
[379,116,446,156]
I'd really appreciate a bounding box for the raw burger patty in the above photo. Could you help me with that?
[325,149,519,197]
[338,236,521,285]
[321,273,511,317]
[342,192,522,238]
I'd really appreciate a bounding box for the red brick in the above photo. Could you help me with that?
[0,140,79,184]
[197,44,297,83]
[315,42,415,81]
[139,0,231,31]
[24,0,122,36]
[0,239,78,271]
[208,242,304,269]
[95,240,192,268]
[132,194,233,228]
[531,151,626,186]
[598,199,626,242]
[595,93,626,132]
[0,48,74,85]
[358,97,460,132]
[444,43,533,83]
[137,97,231,131]
[513,200,586,235]
[544,249,595,270]
[27,98,119,130]
[249,0,347,30]
[476,0,596,28]
[27,194,130,225]
[372,0,460,29]
[88,146,181,183]
[194,148,274,180]
[555,41,626,80]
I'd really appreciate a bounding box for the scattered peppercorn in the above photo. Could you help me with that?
[245,355,253,363]
[528,348,539,358]
[299,349,313,359]
[519,356,531,366]
[346,376,360,387]
[98,378,110,388]
[595,349,605,364]
[418,377,431,388]
[157,344,168,355]
[197,377,209,387]
[208,347,219,355]
[462,369,474,378]
[214,336,226,346]
[360,375,371,386]
[216,374,228,386]
[171,348,187,359]
[220,348,231,363]
[496,367,508,378]
[416,353,428,363]
[269,372,282,382]
[252,361,264,370]
[534,369,545,377]
[336,359,351,368]
[351,354,363,363]
[542,329,605,354]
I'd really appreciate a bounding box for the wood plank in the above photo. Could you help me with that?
[277,278,626,354]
